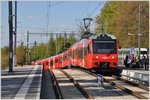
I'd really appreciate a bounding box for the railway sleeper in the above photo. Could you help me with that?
[59,69,94,99]
[75,68,148,99]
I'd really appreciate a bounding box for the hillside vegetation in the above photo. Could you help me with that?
[96,1,149,48]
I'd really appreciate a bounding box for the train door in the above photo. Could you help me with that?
[53,58,55,69]
[82,44,85,67]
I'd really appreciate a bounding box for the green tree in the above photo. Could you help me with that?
[47,34,56,56]
[35,43,47,60]
[57,34,65,53]
[96,1,149,48]
[1,46,9,69]
[16,44,26,65]
[68,33,77,46]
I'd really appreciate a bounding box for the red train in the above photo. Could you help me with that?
[33,33,119,73]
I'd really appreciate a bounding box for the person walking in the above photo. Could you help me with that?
[96,74,104,87]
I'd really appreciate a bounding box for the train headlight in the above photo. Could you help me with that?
[112,56,114,59]
[95,56,98,58]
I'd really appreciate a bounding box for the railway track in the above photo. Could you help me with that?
[52,69,94,99]
[64,68,138,99]
[73,68,149,99]
[59,69,94,99]
[48,69,63,99]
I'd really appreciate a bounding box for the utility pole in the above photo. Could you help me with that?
[8,1,13,72]
[34,41,36,60]
[104,19,108,33]
[56,34,58,54]
[26,31,29,65]
[138,1,142,60]
[14,1,17,67]
[64,32,67,50]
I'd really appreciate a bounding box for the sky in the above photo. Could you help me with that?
[1,1,105,48]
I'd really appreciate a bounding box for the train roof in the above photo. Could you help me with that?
[78,39,88,44]
[89,33,116,40]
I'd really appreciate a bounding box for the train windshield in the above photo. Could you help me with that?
[93,40,116,54]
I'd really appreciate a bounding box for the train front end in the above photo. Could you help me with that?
[90,34,119,73]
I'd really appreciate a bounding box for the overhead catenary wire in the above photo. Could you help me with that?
[88,1,105,17]
[46,1,51,56]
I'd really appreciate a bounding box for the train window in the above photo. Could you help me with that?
[93,40,116,54]
[50,61,53,66]
[84,47,87,56]
[81,48,84,59]
[79,48,83,59]
[78,49,80,59]
[74,49,76,56]
[70,51,72,57]
[64,56,65,60]
[76,49,78,55]
[46,62,48,65]
[55,59,58,63]
[65,55,67,59]
[87,44,91,54]
[72,50,74,59]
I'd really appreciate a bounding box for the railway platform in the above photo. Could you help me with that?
[1,65,42,99]
[119,67,149,85]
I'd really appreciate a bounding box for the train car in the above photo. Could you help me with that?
[33,33,119,73]
[63,52,68,68]
[76,39,87,67]
[69,33,119,73]
[33,59,45,65]
[59,52,67,68]
[71,42,79,66]
[44,57,53,70]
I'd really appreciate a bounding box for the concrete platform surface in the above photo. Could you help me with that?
[121,68,149,85]
[1,65,42,99]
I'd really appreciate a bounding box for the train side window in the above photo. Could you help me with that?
[84,47,87,56]
[46,62,48,65]
[74,49,76,56]
[81,48,83,59]
[64,55,65,60]
[87,44,91,54]
[78,48,81,59]
[72,49,74,59]
[50,61,53,66]
[55,59,58,63]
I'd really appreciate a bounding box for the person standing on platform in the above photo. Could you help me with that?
[145,56,149,70]
[124,52,130,67]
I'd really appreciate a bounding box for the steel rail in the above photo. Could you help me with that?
[111,75,149,91]
[48,69,63,99]
[59,69,94,99]
[73,68,148,99]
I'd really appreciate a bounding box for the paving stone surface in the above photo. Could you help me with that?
[1,65,42,99]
